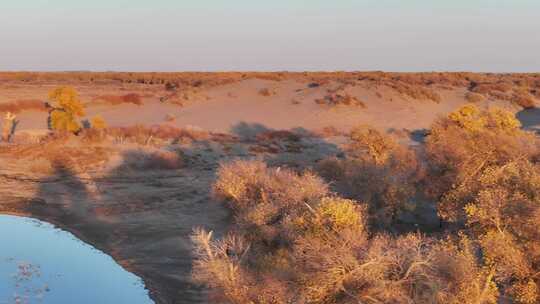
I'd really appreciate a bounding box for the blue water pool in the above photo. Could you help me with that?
[0,214,154,304]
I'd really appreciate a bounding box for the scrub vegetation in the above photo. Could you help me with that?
[192,104,540,304]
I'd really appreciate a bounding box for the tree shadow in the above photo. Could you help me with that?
[17,147,230,304]
[230,121,271,141]
[409,128,430,144]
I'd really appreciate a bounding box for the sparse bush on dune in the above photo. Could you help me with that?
[315,91,366,107]
[258,88,276,97]
[123,149,184,170]
[387,81,442,103]
[81,115,108,143]
[106,124,212,145]
[465,91,487,103]
[512,91,537,109]
[93,93,143,106]
[470,81,538,108]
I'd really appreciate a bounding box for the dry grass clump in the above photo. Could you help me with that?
[194,159,497,304]
[0,136,112,173]
[512,91,537,109]
[258,88,276,97]
[248,130,304,154]
[465,91,487,103]
[106,124,212,145]
[0,99,46,113]
[470,81,513,94]
[212,160,328,242]
[93,93,143,106]
[255,130,301,143]
[80,115,108,143]
[315,91,366,107]
[120,149,184,170]
[165,113,176,122]
[470,81,538,108]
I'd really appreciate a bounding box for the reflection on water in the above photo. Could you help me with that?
[0,215,154,304]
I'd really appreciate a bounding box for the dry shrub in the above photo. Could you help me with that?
[106,124,211,144]
[80,116,108,143]
[316,126,344,138]
[213,159,328,242]
[470,81,513,94]
[512,91,537,109]
[0,99,46,113]
[122,149,184,170]
[2,136,112,173]
[425,104,540,302]
[388,81,442,103]
[425,104,538,203]
[93,93,143,105]
[465,92,487,103]
[318,126,421,226]
[461,161,540,303]
[255,130,301,143]
[258,88,276,97]
[315,91,366,107]
[194,160,496,304]
[470,81,538,108]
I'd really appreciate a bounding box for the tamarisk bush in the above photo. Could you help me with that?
[318,126,421,227]
[192,160,497,304]
[426,104,540,303]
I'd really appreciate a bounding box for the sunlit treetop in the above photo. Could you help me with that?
[48,86,85,117]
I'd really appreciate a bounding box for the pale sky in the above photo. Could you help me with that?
[1,0,539,72]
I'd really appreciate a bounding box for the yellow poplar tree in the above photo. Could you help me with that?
[48,86,85,133]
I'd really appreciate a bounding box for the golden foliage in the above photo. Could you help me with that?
[50,110,81,133]
[48,86,85,133]
[48,86,85,117]
[295,197,366,236]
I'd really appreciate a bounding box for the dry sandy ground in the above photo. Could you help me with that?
[0,75,538,304]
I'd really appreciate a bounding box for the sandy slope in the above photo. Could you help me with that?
[3,78,522,135]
